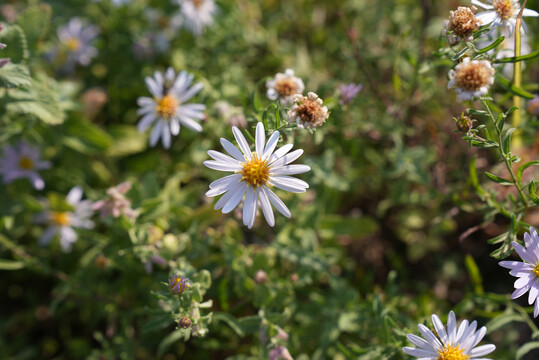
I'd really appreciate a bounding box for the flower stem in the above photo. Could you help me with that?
[511,0,527,149]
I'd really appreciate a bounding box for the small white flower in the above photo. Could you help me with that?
[57,18,99,68]
[203,122,310,229]
[0,142,51,190]
[266,69,305,106]
[448,57,495,101]
[288,92,329,129]
[137,67,205,149]
[37,187,95,252]
[499,227,539,317]
[472,0,539,35]
[176,0,218,36]
[403,311,495,360]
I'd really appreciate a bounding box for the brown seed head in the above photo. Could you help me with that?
[274,78,298,97]
[179,316,192,328]
[294,97,328,128]
[447,6,481,38]
[494,0,514,20]
[455,61,492,91]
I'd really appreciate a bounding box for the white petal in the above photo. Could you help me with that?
[402,347,437,358]
[161,123,171,149]
[513,241,537,264]
[222,183,247,213]
[60,226,78,252]
[203,160,242,172]
[145,76,162,98]
[170,119,180,136]
[475,11,498,25]
[406,334,436,351]
[39,226,57,246]
[149,120,164,147]
[67,187,83,205]
[470,344,496,357]
[432,314,448,344]
[243,187,257,228]
[523,9,539,17]
[269,144,294,163]
[258,187,275,227]
[137,113,157,133]
[447,311,457,344]
[214,181,243,210]
[270,149,304,167]
[270,176,309,193]
[271,164,311,176]
[263,131,280,159]
[512,285,531,299]
[177,82,204,103]
[208,150,239,164]
[263,186,291,218]
[471,0,494,9]
[255,122,265,158]
[178,116,203,132]
[220,138,245,162]
[232,126,252,160]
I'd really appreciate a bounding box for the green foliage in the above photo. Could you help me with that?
[0,24,29,63]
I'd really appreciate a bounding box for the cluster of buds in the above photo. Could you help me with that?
[442,6,481,45]
[168,272,191,295]
[92,182,138,219]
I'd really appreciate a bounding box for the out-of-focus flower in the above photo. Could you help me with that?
[472,0,539,35]
[448,57,495,101]
[144,254,167,274]
[454,113,473,132]
[169,272,191,295]
[403,311,495,359]
[254,270,268,284]
[266,69,305,106]
[137,67,205,149]
[92,181,138,219]
[499,227,539,317]
[0,142,51,190]
[37,187,95,252]
[213,101,247,128]
[203,122,310,228]
[132,32,170,60]
[338,83,363,105]
[528,95,539,115]
[288,92,329,129]
[81,88,108,120]
[442,6,481,45]
[56,18,99,69]
[0,6,17,23]
[269,346,294,360]
[0,24,10,68]
[175,0,218,36]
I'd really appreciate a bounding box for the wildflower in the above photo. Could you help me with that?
[454,113,473,132]
[338,83,363,105]
[255,270,268,284]
[442,6,482,45]
[37,187,95,252]
[288,92,329,129]
[92,181,138,219]
[472,0,539,35]
[266,69,305,106]
[0,142,51,190]
[203,122,310,228]
[403,311,495,359]
[527,95,539,116]
[137,67,205,149]
[447,57,495,101]
[169,272,191,295]
[499,227,539,317]
[57,18,99,68]
[269,346,294,360]
[0,24,9,68]
[176,0,217,36]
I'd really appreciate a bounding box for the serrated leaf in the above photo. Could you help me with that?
[6,80,65,125]
[496,74,534,99]
[0,63,31,88]
[15,4,52,48]
[494,50,539,63]
[485,172,513,185]
[0,24,29,63]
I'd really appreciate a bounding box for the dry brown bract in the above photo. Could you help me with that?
[442,6,481,45]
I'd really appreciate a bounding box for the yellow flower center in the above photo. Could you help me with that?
[493,0,514,20]
[169,276,190,293]
[18,156,34,170]
[241,153,271,188]
[455,62,492,91]
[274,78,298,97]
[50,212,71,227]
[155,94,178,119]
[437,344,470,360]
[192,0,203,8]
[533,263,539,278]
[66,37,81,51]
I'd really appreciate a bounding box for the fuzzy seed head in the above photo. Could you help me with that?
[274,78,299,97]
[445,6,481,41]
[455,61,493,91]
[494,0,514,20]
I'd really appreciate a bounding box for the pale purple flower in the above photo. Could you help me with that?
[169,272,191,294]
[92,181,138,219]
[499,227,539,317]
[338,83,363,105]
[203,122,310,229]
[472,0,539,35]
[269,346,293,360]
[37,187,95,252]
[0,142,51,190]
[137,67,205,149]
[175,0,218,36]
[403,311,495,359]
[57,18,99,69]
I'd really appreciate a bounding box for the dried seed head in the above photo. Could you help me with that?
[454,61,492,91]
[443,6,481,44]
[493,0,515,20]
[288,92,330,129]
[179,316,192,328]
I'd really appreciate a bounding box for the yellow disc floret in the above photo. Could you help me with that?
[493,0,514,20]
[18,156,34,170]
[533,263,539,278]
[50,212,71,227]
[437,344,470,360]
[155,94,178,119]
[66,37,81,51]
[241,153,271,188]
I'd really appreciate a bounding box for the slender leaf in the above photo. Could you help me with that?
[477,36,504,54]
[484,172,513,185]
[494,50,539,63]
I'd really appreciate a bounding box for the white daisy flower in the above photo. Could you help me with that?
[176,0,218,36]
[448,57,495,101]
[0,142,51,190]
[403,311,495,360]
[288,92,329,129]
[137,67,205,149]
[37,187,95,252]
[472,0,539,35]
[203,122,310,229]
[266,68,305,106]
[499,227,539,317]
[57,18,99,68]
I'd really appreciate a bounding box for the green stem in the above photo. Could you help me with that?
[512,0,527,149]
[481,99,529,207]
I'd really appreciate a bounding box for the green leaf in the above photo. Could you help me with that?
[516,341,539,360]
[502,127,515,154]
[251,77,268,112]
[477,36,504,54]
[157,329,190,357]
[486,313,524,333]
[320,215,378,237]
[451,47,469,61]
[213,313,245,336]
[15,4,52,48]
[494,50,539,63]
[485,172,513,185]
[64,119,113,153]
[0,63,31,88]
[473,26,492,39]
[530,181,539,205]
[0,259,25,270]
[106,125,147,157]
[517,161,539,185]
[0,24,29,63]
[496,74,534,99]
[464,254,483,294]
